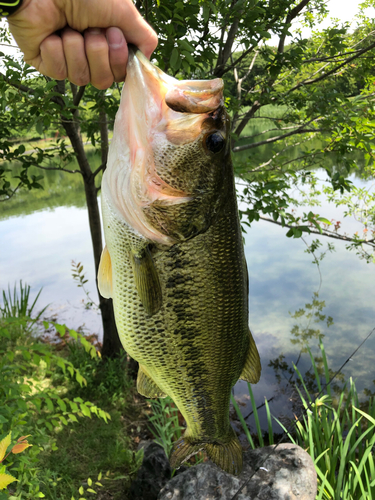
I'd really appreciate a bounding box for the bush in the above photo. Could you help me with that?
[0,285,110,499]
[232,342,375,499]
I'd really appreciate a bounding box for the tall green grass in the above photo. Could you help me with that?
[232,341,375,499]
[148,397,183,458]
[0,280,46,320]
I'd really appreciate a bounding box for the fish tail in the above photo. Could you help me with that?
[170,428,243,476]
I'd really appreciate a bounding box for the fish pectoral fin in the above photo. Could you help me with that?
[98,245,113,299]
[130,246,162,316]
[239,328,261,384]
[137,365,166,398]
[170,427,243,476]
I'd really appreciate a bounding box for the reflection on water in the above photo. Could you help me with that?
[1,147,375,435]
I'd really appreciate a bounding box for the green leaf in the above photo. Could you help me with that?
[35,121,43,135]
[57,399,67,412]
[45,398,54,412]
[80,404,91,418]
[178,39,194,52]
[54,323,66,336]
[45,80,57,91]
[170,48,179,70]
[286,228,294,238]
[317,217,331,225]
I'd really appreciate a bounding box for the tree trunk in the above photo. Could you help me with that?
[54,82,123,359]
[80,167,124,359]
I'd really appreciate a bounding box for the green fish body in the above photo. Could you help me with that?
[99,47,261,475]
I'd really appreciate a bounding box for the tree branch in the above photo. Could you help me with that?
[287,40,375,94]
[0,71,35,94]
[34,165,82,174]
[233,125,324,152]
[257,215,375,248]
[73,86,86,107]
[93,162,106,177]
[0,182,21,202]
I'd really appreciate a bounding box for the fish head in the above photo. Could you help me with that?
[103,46,232,246]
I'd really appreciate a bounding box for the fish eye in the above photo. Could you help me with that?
[205,132,225,154]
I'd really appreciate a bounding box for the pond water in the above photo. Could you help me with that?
[1,147,374,438]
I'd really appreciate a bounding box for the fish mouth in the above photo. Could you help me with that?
[126,45,225,145]
[128,44,224,115]
[103,46,226,245]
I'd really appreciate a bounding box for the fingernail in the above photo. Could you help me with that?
[106,27,124,48]
[88,28,102,35]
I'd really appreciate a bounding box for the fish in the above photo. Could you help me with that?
[98,46,261,476]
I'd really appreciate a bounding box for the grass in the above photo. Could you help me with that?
[36,338,147,500]
[148,397,183,458]
[0,284,148,500]
[4,281,374,499]
[232,341,375,499]
[0,281,46,320]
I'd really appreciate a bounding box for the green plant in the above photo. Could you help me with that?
[0,432,32,495]
[0,316,111,499]
[232,342,375,499]
[148,397,183,458]
[0,281,46,321]
[71,261,98,310]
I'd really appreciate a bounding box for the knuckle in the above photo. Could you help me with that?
[72,73,90,87]
[52,67,68,81]
[93,78,114,90]
[149,30,158,51]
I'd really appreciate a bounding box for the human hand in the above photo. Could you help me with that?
[6,0,158,89]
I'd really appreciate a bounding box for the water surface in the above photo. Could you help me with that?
[1,151,374,438]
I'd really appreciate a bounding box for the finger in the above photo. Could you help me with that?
[106,27,128,83]
[61,27,90,87]
[113,2,158,59]
[73,1,158,60]
[84,28,114,90]
[39,34,67,80]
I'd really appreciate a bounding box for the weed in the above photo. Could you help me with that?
[0,281,46,321]
[148,397,183,458]
[232,341,375,499]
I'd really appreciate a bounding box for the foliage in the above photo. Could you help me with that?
[2,1,375,356]
[0,433,31,493]
[71,261,99,310]
[0,281,46,321]
[1,0,375,252]
[147,396,204,474]
[147,397,183,458]
[233,341,375,499]
[0,281,117,499]
[0,279,151,499]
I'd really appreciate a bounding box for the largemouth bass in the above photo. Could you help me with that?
[98,46,261,476]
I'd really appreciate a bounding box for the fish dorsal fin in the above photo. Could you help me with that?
[239,328,261,384]
[98,245,113,299]
[130,246,162,316]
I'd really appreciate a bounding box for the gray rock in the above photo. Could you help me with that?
[158,443,317,500]
[128,442,171,500]
[128,441,188,500]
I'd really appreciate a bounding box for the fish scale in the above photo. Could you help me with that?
[98,46,261,475]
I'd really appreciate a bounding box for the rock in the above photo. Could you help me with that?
[158,443,317,500]
[128,442,171,500]
[128,441,188,500]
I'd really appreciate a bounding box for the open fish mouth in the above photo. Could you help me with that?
[103,46,227,245]
[128,44,223,114]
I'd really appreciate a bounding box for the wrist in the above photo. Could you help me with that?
[0,0,23,16]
